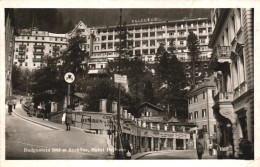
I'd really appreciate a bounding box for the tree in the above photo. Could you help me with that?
[114,22,134,60]
[187,31,200,87]
[154,44,187,119]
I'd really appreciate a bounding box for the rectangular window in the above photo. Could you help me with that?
[194,95,198,103]
[15,55,17,59]
[203,91,206,99]
[27,37,30,40]
[25,62,28,66]
[189,113,193,120]
[214,125,217,133]
[194,111,198,119]
[203,125,207,132]
[42,37,44,40]
[204,63,208,69]
[212,90,215,97]
[202,109,206,117]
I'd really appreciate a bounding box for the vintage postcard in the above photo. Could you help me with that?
[1,0,259,167]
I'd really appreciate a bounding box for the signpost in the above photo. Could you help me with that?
[114,74,127,84]
[64,72,75,106]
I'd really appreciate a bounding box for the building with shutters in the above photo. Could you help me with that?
[5,9,16,97]
[209,8,254,159]
[187,75,217,149]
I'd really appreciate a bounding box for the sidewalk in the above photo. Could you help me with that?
[12,102,90,132]
[132,149,218,160]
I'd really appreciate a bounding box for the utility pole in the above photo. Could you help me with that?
[115,8,124,159]
[26,76,29,96]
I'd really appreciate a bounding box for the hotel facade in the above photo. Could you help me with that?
[13,17,213,86]
[209,8,254,159]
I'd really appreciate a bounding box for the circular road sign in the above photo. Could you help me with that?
[64,72,75,83]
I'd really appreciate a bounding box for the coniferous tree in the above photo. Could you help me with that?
[187,31,200,87]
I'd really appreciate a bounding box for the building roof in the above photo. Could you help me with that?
[141,102,164,112]
[74,92,87,99]
[187,75,215,95]
[167,117,180,123]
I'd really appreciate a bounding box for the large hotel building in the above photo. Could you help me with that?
[14,17,213,86]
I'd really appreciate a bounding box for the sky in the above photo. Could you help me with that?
[60,8,212,27]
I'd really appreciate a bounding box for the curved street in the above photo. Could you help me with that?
[5,102,112,160]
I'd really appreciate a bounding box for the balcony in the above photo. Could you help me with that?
[34,45,45,49]
[214,92,233,103]
[33,51,44,55]
[234,81,247,100]
[19,51,25,55]
[19,44,26,49]
[53,46,60,51]
[33,58,43,62]
[210,46,231,72]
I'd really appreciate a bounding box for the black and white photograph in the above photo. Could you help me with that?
[1,0,259,167]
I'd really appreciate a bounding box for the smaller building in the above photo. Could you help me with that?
[187,75,217,149]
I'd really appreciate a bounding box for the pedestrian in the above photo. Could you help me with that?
[13,99,17,109]
[209,141,213,156]
[65,105,73,131]
[124,139,132,159]
[7,101,13,115]
[196,141,204,159]
[28,102,34,117]
[46,101,51,119]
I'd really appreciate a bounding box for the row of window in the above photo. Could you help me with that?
[19,36,67,42]
[189,109,207,120]
[189,90,215,104]
[98,23,211,33]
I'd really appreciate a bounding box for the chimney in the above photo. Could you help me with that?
[120,106,123,116]
[138,119,142,127]
[172,126,175,132]
[124,110,127,119]
[99,99,107,113]
[128,113,131,119]
[112,101,117,113]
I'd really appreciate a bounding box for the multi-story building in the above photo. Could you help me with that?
[91,18,213,85]
[5,9,16,97]
[13,18,213,85]
[187,75,217,149]
[209,9,254,159]
[14,29,68,70]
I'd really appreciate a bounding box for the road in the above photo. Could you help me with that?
[5,103,113,160]
[137,150,217,160]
